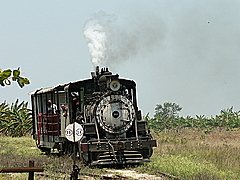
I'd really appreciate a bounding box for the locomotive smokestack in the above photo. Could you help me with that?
[91,66,100,78]
[96,66,100,75]
[96,66,99,73]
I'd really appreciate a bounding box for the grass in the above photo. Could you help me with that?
[136,128,240,179]
[1,129,240,179]
[0,136,105,179]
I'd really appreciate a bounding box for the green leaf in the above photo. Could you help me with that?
[12,76,17,81]
[13,69,20,78]
[0,68,30,88]
[0,79,5,86]
[17,77,25,88]
[22,78,30,84]
[0,69,12,79]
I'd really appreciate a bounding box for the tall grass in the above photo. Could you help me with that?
[1,129,240,179]
[136,129,240,179]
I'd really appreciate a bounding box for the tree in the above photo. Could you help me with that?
[0,68,30,88]
[0,99,32,137]
[154,102,182,119]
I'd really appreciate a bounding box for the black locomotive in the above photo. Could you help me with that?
[30,67,156,166]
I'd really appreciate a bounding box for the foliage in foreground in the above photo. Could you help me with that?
[0,99,32,137]
[0,67,30,88]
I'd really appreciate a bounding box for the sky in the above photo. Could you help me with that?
[1,0,240,117]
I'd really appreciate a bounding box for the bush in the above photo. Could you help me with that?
[0,99,32,137]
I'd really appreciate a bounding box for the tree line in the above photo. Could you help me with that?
[147,102,240,131]
[1,100,240,137]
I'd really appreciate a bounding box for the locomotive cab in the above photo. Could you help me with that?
[30,67,156,165]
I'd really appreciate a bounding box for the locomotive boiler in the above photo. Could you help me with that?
[30,67,156,166]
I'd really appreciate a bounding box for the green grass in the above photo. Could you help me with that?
[0,135,105,179]
[136,129,240,180]
[141,153,237,179]
[1,129,240,179]
[0,136,38,157]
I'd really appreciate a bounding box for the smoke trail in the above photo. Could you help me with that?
[83,11,166,69]
[105,12,166,69]
[83,11,116,68]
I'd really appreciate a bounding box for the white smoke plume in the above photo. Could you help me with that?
[83,11,116,68]
[83,11,166,69]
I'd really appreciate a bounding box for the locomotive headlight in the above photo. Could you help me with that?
[109,80,120,91]
[112,110,120,118]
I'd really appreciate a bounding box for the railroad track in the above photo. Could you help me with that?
[155,170,186,180]
[36,169,186,179]
[80,172,130,179]
[36,169,131,179]
[36,173,130,179]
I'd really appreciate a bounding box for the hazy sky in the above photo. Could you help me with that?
[1,0,240,117]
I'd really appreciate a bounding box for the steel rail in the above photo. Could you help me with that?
[156,170,186,180]
[36,172,130,179]
[79,172,130,179]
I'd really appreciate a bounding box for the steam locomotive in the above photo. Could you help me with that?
[30,67,156,166]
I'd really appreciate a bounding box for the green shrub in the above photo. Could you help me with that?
[0,99,32,137]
